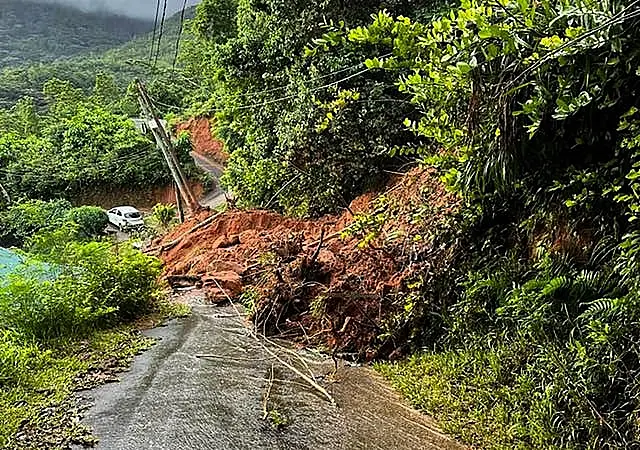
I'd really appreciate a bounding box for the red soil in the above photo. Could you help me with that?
[176,118,228,165]
[153,166,460,359]
[72,182,204,212]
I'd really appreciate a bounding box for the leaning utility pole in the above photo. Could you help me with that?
[174,182,185,223]
[135,80,200,214]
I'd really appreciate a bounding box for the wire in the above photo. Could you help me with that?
[233,67,371,111]
[172,0,189,72]
[149,52,396,114]
[0,148,163,180]
[154,0,169,68]
[505,1,640,92]
[149,0,161,65]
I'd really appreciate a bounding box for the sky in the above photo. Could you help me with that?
[28,0,200,20]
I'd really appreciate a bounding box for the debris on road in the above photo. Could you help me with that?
[153,167,461,360]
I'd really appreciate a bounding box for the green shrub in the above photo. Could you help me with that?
[0,198,71,247]
[0,240,162,341]
[65,206,108,238]
[151,203,177,231]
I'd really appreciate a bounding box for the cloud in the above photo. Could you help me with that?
[26,0,200,20]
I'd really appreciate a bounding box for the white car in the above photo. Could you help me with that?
[107,206,145,231]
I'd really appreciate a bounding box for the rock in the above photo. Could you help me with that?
[202,271,243,298]
[212,234,241,249]
[205,261,245,274]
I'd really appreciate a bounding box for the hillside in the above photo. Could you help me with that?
[0,4,195,108]
[0,1,153,69]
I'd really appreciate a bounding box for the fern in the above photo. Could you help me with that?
[579,298,625,321]
[541,276,571,297]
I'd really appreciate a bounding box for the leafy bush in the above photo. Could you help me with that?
[0,200,112,247]
[65,206,108,238]
[151,203,177,230]
[0,239,162,341]
[186,0,439,215]
[0,199,71,247]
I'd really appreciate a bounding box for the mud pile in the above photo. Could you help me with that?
[153,167,460,359]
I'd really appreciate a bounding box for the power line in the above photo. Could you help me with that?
[173,0,189,72]
[234,67,371,111]
[154,0,169,68]
[0,148,163,180]
[149,0,161,65]
[149,52,395,114]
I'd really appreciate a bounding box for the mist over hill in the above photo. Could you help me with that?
[0,0,155,69]
[0,3,196,108]
[10,0,199,19]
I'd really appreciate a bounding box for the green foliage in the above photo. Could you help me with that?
[0,199,71,247]
[0,5,195,110]
[185,0,440,215]
[377,343,559,449]
[0,73,203,202]
[0,199,112,247]
[65,206,109,239]
[151,203,178,231]
[0,1,152,70]
[0,238,162,341]
[335,0,640,447]
[0,330,49,388]
[0,327,152,448]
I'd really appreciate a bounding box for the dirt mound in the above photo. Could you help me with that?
[176,118,228,165]
[153,166,460,359]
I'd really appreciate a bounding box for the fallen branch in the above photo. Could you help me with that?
[146,211,224,254]
[210,277,337,405]
[196,354,272,363]
[308,229,325,267]
[262,364,275,420]
[303,231,342,250]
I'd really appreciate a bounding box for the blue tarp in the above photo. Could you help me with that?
[0,247,24,278]
[0,247,58,282]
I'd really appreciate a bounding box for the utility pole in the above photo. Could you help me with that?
[135,80,201,214]
[174,182,185,223]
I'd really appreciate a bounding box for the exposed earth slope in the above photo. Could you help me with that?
[153,166,459,360]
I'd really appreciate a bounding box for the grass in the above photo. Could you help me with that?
[0,299,191,449]
[0,327,152,448]
[375,346,559,450]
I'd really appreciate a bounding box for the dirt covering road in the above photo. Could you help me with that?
[152,166,460,360]
[77,295,463,450]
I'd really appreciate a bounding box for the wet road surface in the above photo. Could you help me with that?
[78,302,464,450]
[191,152,227,210]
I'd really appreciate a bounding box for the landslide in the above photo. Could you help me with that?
[176,118,228,165]
[153,166,460,360]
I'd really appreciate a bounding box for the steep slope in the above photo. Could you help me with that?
[0,1,153,69]
[0,5,195,108]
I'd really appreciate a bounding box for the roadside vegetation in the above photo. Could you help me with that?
[0,201,171,447]
[0,74,203,203]
[183,0,640,447]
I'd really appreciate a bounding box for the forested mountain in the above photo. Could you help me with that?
[0,0,153,69]
[0,5,195,108]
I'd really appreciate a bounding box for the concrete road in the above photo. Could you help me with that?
[191,152,228,210]
[77,300,464,450]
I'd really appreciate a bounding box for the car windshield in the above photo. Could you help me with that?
[125,212,141,219]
